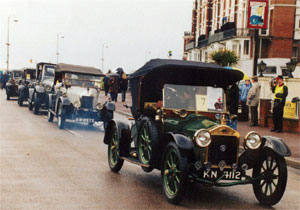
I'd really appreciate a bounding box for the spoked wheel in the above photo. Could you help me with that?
[252,148,287,206]
[162,142,187,205]
[137,118,158,171]
[108,125,124,172]
[57,103,66,129]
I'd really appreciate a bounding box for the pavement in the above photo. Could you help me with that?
[104,92,300,170]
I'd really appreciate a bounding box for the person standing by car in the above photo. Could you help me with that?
[271,75,288,133]
[108,76,118,102]
[116,68,128,102]
[247,76,260,126]
[239,78,252,121]
[103,70,111,96]
[226,83,239,130]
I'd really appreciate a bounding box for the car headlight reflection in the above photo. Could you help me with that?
[194,129,211,147]
[96,103,104,110]
[244,131,261,149]
[73,101,81,109]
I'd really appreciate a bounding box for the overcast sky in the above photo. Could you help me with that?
[0,0,193,73]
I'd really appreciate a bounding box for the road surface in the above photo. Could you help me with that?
[0,91,299,209]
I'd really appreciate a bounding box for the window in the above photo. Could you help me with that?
[292,47,299,62]
[244,40,249,55]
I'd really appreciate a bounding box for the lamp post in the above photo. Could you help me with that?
[286,60,297,78]
[101,43,109,71]
[145,50,151,62]
[257,60,267,77]
[6,16,18,72]
[56,33,64,63]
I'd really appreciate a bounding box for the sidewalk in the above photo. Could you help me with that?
[101,92,300,169]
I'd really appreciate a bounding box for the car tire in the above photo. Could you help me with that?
[108,124,124,173]
[33,103,39,115]
[48,110,54,122]
[18,96,23,107]
[137,117,159,167]
[252,148,287,206]
[57,103,66,129]
[28,101,33,111]
[6,94,10,100]
[161,142,188,205]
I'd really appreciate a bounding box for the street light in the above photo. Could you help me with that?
[145,50,151,62]
[257,60,267,77]
[56,33,64,63]
[285,59,297,78]
[101,43,109,71]
[6,16,19,72]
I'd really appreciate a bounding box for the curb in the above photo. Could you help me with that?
[115,110,300,170]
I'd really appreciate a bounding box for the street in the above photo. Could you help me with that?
[0,90,299,210]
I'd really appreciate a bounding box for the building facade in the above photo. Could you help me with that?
[183,0,300,78]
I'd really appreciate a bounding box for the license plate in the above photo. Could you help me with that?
[202,169,242,180]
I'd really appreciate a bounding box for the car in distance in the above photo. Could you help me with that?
[47,63,115,129]
[17,68,36,106]
[28,62,56,114]
[6,69,22,100]
[103,59,291,206]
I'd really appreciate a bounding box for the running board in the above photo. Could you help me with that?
[121,157,150,168]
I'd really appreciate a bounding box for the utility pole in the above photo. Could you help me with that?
[6,16,18,72]
[56,33,64,64]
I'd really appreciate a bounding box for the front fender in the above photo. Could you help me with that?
[60,96,71,106]
[262,136,291,157]
[166,132,194,150]
[105,102,115,111]
[103,120,130,145]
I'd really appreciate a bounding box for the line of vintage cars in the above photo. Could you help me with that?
[4,59,291,206]
[5,62,115,129]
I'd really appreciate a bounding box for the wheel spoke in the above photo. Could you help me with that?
[272,163,278,172]
[264,183,268,195]
[271,180,277,189]
[173,178,179,192]
[269,183,273,195]
[175,175,180,184]
[167,160,172,168]
[269,156,274,169]
[260,180,266,188]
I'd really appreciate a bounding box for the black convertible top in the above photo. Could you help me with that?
[55,63,104,76]
[129,59,244,119]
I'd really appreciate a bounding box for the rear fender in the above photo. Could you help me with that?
[103,120,130,145]
[262,136,291,157]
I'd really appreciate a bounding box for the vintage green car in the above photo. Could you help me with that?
[103,59,291,206]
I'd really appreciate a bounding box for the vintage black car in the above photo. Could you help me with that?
[6,69,22,100]
[28,62,56,114]
[47,63,115,129]
[103,59,291,206]
[17,68,36,106]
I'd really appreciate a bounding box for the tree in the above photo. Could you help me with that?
[210,50,239,67]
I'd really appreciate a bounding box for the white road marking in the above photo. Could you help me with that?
[66,129,83,137]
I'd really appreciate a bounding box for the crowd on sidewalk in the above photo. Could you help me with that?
[237,75,288,133]
[103,68,128,103]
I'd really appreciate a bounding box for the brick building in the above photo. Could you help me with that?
[183,0,300,78]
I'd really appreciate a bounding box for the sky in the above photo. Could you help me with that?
[0,0,193,73]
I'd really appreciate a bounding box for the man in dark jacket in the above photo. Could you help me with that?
[271,75,288,133]
[226,83,239,129]
[103,70,111,96]
[116,68,128,102]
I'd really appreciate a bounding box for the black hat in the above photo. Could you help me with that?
[276,75,283,80]
[116,68,123,73]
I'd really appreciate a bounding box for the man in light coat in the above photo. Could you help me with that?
[246,76,260,126]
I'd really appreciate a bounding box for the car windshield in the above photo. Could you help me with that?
[65,73,101,88]
[163,84,225,112]
[43,65,55,78]
[13,71,22,78]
